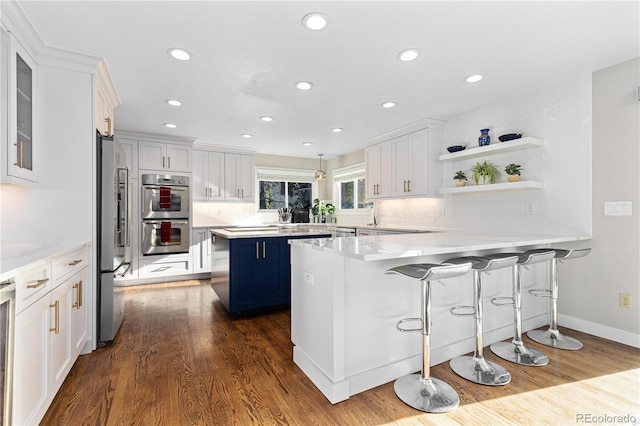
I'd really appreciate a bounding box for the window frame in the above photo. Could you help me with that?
[332,163,371,212]
[256,167,318,212]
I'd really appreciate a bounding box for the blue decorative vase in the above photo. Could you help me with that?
[478,128,490,147]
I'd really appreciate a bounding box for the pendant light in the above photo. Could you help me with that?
[315,153,326,181]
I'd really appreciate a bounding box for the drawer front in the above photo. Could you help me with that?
[138,257,192,279]
[52,245,89,285]
[15,262,53,314]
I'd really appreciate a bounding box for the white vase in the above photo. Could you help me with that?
[477,175,492,185]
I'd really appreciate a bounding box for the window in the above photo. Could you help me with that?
[257,168,316,210]
[333,163,373,210]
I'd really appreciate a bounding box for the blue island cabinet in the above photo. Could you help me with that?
[211,234,332,313]
[228,237,290,312]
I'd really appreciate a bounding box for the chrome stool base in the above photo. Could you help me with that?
[490,341,549,367]
[527,329,583,350]
[394,374,460,413]
[449,355,511,386]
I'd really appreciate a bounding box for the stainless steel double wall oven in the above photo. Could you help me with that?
[140,174,190,255]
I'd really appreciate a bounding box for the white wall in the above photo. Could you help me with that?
[563,57,639,339]
[0,64,94,245]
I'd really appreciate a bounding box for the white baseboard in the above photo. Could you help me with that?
[559,314,640,348]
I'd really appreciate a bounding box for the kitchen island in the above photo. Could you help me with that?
[209,227,331,313]
[289,230,591,403]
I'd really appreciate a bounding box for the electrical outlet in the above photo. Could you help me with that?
[525,202,536,215]
[304,271,314,286]
[620,293,631,308]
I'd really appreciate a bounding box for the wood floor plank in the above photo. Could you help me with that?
[40,279,640,425]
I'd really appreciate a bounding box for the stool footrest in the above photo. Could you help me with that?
[528,288,552,297]
[449,305,475,317]
[396,317,422,333]
[491,296,515,307]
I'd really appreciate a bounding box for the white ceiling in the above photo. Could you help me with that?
[16,1,640,159]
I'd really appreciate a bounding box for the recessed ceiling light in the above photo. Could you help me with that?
[398,48,420,62]
[381,101,396,109]
[167,48,192,61]
[302,142,313,146]
[302,12,328,30]
[295,81,313,90]
[331,128,343,133]
[260,116,274,122]
[241,134,253,138]
[165,99,182,107]
[465,74,484,83]
[163,123,177,128]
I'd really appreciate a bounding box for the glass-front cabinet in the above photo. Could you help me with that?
[7,33,38,182]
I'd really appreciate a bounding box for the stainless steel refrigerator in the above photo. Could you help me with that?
[96,131,129,345]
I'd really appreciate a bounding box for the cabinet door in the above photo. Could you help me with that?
[406,129,429,196]
[239,154,255,201]
[8,33,38,182]
[192,150,209,201]
[229,238,261,311]
[138,141,166,170]
[224,153,241,200]
[192,228,211,274]
[118,138,138,176]
[166,144,191,172]
[49,280,74,396]
[365,142,392,199]
[260,238,289,307]
[208,151,225,200]
[95,85,113,136]
[70,269,88,357]
[13,295,50,426]
[391,134,410,196]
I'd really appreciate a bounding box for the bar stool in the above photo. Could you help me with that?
[386,262,472,413]
[525,248,591,350]
[489,250,556,367]
[444,254,519,386]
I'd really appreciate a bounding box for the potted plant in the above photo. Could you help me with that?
[470,160,500,185]
[505,163,523,182]
[453,170,468,187]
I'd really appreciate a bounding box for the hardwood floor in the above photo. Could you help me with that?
[42,279,640,425]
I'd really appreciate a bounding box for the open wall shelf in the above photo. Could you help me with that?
[439,180,544,194]
[439,137,543,162]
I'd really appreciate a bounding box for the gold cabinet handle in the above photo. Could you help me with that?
[407,180,411,192]
[27,278,49,289]
[162,156,166,168]
[256,242,259,260]
[68,259,82,266]
[168,157,171,169]
[49,300,60,334]
[73,280,83,309]
[14,141,24,168]
[403,180,407,192]
[105,117,112,135]
[262,241,266,258]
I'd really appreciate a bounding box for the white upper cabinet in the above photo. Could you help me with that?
[193,150,224,201]
[365,121,443,200]
[95,60,120,137]
[3,32,38,183]
[224,153,255,201]
[139,140,191,172]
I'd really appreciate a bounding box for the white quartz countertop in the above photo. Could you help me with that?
[211,227,332,239]
[0,241,90,278]
[289,230,592,261]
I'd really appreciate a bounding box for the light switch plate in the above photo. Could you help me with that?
[604,201,633,216]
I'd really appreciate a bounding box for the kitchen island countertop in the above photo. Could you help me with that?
[210,227,332,239]
[289,230,592,261]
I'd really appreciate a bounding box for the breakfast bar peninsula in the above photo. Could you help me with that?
[289,230,591,403]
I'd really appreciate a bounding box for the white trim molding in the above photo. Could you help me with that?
[560,314,640,348]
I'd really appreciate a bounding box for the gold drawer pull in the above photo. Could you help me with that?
[27,278,49,289]
[68,259,82,266]
[14,141,24,168]
[49,300,60,334]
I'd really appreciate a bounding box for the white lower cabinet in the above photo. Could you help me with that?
[192,228,211,274]
[12,244,90,426]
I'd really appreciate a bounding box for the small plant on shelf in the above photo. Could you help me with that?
[504,163,523,182]
[470,160,500,185]
[453,170,467,187]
